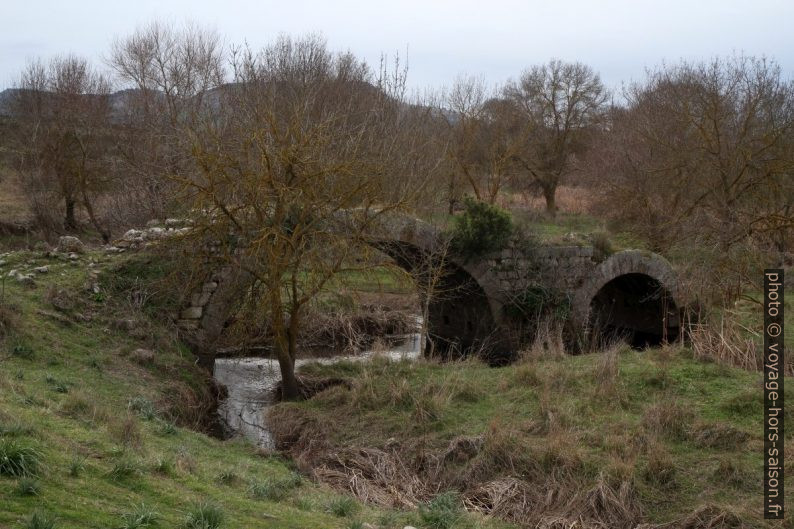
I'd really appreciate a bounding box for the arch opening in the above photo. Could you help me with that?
[372,240,502,362]
[588,273,679,349]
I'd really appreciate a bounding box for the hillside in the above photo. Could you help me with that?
[0,248,510,529]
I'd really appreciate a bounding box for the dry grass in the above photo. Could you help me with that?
[108,413,142,449]
[498,185,597,216]
[0,168,33,226]
[689,316,760,372]
[0,301,20,340]
[641,401,693,441]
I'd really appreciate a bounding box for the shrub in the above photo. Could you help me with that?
[419,492,463,529]
[24,510,56,529]
[120,504,159,529]
[184,502,224,529]
[0,439,42,476]
[449,198,513,259]
[504,284,571,323]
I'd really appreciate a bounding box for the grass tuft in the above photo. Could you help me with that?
[419,492,463,529]
[128,396,157,421]
[248,472,302,501]
[120,503,159,529]
[326,496,359,518]
[68,457,85,477]
[0,438,42,476]
[23,510,57,529]
[108,457,140,481]
[16,476,41,496]
[184,502,224,529]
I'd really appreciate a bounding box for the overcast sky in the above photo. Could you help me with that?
[1,0,792,93]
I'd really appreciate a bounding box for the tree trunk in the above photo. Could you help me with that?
[277,348,300,401]
[64,198,77,230]
[542,185,557,216]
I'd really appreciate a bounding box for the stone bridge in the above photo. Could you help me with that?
[176,215,682,360]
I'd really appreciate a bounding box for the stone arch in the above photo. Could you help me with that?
[572,250,680,347]
[181,214,505,360]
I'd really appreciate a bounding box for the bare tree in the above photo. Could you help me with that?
[12,55,113,240]
[443,75,525,208]
[178,35,439,399]
[591,56,794,302]
[108,21,225,223]
[504,59,608,215]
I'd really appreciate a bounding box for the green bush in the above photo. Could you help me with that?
[450,198,513,259]
[504,284,571,322]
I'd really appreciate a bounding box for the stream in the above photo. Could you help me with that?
[213,327,423,449]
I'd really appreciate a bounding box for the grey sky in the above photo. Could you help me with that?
[1,0,792,93]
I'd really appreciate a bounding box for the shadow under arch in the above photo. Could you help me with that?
[370,239,505,362]
[573,250,681,350]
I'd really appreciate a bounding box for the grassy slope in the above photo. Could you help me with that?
[278,348,793,528]
[0,249,508,529]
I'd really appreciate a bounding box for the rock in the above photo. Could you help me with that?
[144,227,165,240]
[104,246,124,254]
[56,236,85,254]
[146,219,161,228]
[130,348,155,365]
[113,319,137,331]
[0,259,6,266]
[202,281,218,293]
[180,306,203,319]
[68,253,80,260]
[177,319,200,330]
[33,266,49,274]
[15,273,35,286]
[165,218,183,227]
[123,229,143,240]
[403,526,418,529]
[191,291,211,307]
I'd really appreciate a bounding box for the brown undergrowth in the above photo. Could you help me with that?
[267,352,763,529]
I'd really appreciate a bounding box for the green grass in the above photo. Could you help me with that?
[0,248,505,529]
[275,348,793,528]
